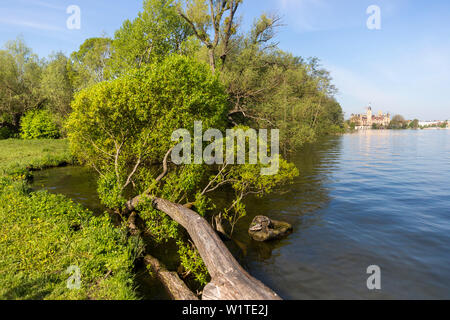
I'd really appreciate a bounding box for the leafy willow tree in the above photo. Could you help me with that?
[67,55,298,284]
[110,0,193,74]
[214,16,344,154]
[177,0,242,73]
[70,37,112,90]
[169,2,344,153]
[41,52,74,119]
[67,55,228,201]
[0,38,43,130]
[0,39,74,135]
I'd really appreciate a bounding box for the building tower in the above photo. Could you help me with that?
[367,104,373,126]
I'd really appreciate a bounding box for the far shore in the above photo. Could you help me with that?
[349,127,450,132]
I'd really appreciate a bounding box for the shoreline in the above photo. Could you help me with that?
[347,127,450,133]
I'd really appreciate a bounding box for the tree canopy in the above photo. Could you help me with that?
[0,38,43,129]
[389,114,407,129]
[110,0,193,73]
[67,55,229,206]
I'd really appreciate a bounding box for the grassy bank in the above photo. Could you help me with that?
[0,139,73,176]
[0,139,143,300]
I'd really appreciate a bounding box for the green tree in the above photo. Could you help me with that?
[67,55,229,203]
[107,0,344,155]
[408,119,419,129]
[110,0,193,74]
[70,37,112,90]
[389,114,406,129]
[20,109,60,139]
[349,122,356,131]
[0,37,44,129]
[40,52,74,120]
[178,0,243,73]
[220,16,343,153]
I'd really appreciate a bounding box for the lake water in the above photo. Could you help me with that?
[33,129,450,299]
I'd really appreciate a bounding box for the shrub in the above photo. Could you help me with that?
[0,126,16,140]
[66,55,229,202]
[20,109,60,140]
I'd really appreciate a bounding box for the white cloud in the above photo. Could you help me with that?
[20,0,66,11]
[0,17,63,31]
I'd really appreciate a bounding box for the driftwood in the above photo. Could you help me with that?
[214,214,231,241]
[125,196,281,300]
[127,211,198,300]
[144,255,199,301]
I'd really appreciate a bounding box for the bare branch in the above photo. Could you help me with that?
[177,10,210,46]
[81,136,115,159]
[201,163,228,196]
[220,0,240,68]
[228,109,276,127]
[114,140,125,183]
[122,156,142,191]
[155,147,174,184]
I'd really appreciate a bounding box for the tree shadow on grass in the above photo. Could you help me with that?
[1,275,60,300]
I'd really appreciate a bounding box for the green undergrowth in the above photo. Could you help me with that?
[0,139,143,300]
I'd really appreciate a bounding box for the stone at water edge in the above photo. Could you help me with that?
[248,215,293,242]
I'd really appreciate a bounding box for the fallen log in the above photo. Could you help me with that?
[127,211,198,300]
[125,196,281,300]
[144,255,199,301]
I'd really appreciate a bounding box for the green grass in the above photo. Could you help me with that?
[0,139,143,300]
[0,139,74,176]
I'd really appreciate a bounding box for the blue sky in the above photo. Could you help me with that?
[1,0,449,120]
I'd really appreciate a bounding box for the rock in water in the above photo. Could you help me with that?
[248,216,293,242]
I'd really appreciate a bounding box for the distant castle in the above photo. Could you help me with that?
[350,104,390,129]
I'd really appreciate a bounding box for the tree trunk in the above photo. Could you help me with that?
[144,255,199,301]
[214,214,231,241]
[208,48,216,74]
[125,196,281,300]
